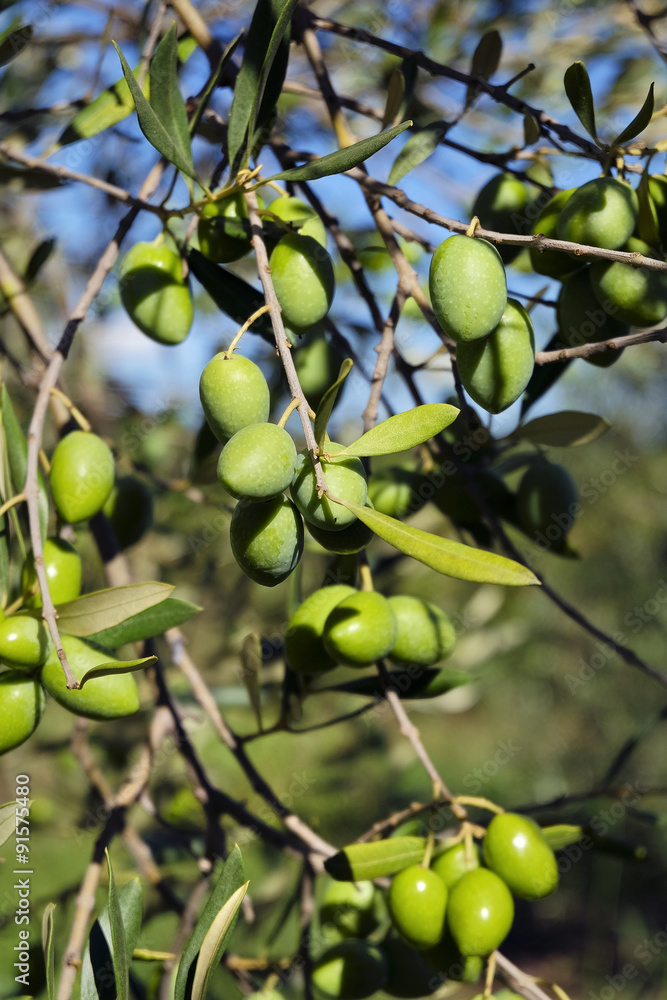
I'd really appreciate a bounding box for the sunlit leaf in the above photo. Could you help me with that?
[85,597,201,648]
[542,824,583,850]
[511,411,610,448]
[382,69,405,130]
[42,902,56,1000]
[149,23,192,174]
[564,61,598,142]
[79,656,156,687]
[336,404,459,458]
[325,837,427,881]
[57,64,149,147]
[53,582,174,636]
[106,850,129,1000]
[269,121,412,183]
[191,882,249,1000]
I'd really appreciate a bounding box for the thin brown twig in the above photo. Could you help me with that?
[535,325,667,363]
[362,290,403,432]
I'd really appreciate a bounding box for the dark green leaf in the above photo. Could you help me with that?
[612,83,654,147]
[337,404,459,458]
[42,903,56,1000]
[191,883,249,1000]
[85,597,201,648]
[0,23,33,67]
[523,114,540,146]
[0,164,63,190]
[388,120,449,186]
[81,874,143,1000]
[269,121,413,183]
[325,837,427,881]
[24,238,56,285]
[189,32,243,139]
[106,850,129,1000]
[112,41,197,180]
[149,24,192,174]
[325,667,470,699]
[188,250,274,342]
[174,846,245,1000]
[332,499,539,586]
[79,656,156,687]
[1,385,48,540]
[466,30,502,107]
[314,359,353,451]
[247,0,298,149]
[511,411,610,448]
[564,61,598,142]
[54,581,174,636]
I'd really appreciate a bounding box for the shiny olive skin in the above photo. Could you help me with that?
[291,443,368,531]
[230,495,304,587]
[589,237,667,328]
[456,298,535,414]
[217,423,297,502]
[446,868,514,957]
[312,939,388,999]
[387,596,456,668]
[306,505,375,554]
[557,266,627,368]
[429,235,507,344]
[320,879,377,940]
[199,353,271,443]
[268,195,327,247]
[120,242,193,345]
[50,431,115,524]
[270,232,335,331]
[556,176,638,250]
[102,476,154,549]
[529,188,578,279]
[431,841,480,890]
[22,537,82,608]
[483,812,558,899]
[0,670,45,754]
[197,193,251,263]
[0,614,52,669]
[41,635,140,720]
[285,585,357,674]
[471,172,534,264]
[388,865,448,950]
[322,590,398,668]
[516,459,578,553]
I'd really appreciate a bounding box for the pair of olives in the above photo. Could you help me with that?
[285,587,455,674]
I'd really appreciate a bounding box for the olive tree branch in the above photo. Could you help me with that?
[535,324,667,363]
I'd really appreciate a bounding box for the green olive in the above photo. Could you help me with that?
[285,584,357,674]
[102,476,154,549]
[270,232,335,331]
[0,614,52,669]
[293,332,342,410]
[456,298,535,414]
[482,812,558,899]
[387,596,456,668]
[197,193,251,263]
[556,176,638,250]
[322,590,398,668]
[556,266,627,368]
[268,195,327,247]
[388,865,448,950]
[306,503,375,554]
[120,241,193,345]
[431,841,480,890]
[49,431,115,524]
[320,879,377,939]
[446,868,514,957]
[217,423,297,502]
[230,495,304,587]
[589,238,667,328]
[22,537,82,608]
[199,353,271,443]
[367,467,425,519]
[379,937,441,998]
[41,635,140,720]
[529,188,578,279]
[0,670,45,754]
[423,932,484,982]
[291,443,368,531]
[647,174,667,243]
[312,939,388,999]
[471,172,534,264]
[516,459,578,553]
[429,235,507,343]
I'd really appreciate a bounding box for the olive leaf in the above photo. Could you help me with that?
[0,800,17,848]
[79,656,156,688]
[106,850,129,1000]
[611,83,654,148]
[564,61,598,143]
[325,837,427,881]
[0,22,32,67]
[148,23,192,170]
[637,166,661,249]
[85,597,201,648]
[81,870,143,1000]
[133,948,177,962]
[25,238,56,285]
[323,667,470,700]
[190,882,249,1000]
[241,632,263,731]
[381,69,405,130]
[510,411,610,448]
[465,29,502,108]
[53,582,174,636]
[523,113,541,146]
[188,31,243,140]
[1,386,48,540]
[335,404,459,458]
[269,120,413,183]
[314,359,353,451]
[331,499,539,587]
[541,824,583,850]
[388,120,450,186]
[187,250,274,343]
[42,902,56,1000]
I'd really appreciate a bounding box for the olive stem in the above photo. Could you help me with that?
[484,951,497,998]
[466,215,481,237]
[421,830,435,868]
[494,952,556,1000]
[0,491,26,519]
[49,387,91,431]
[224,303,271,357]
[277,397,301,428]
[453,794,505,814]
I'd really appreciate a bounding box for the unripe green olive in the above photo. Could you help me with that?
[197,193,251,263]
[529,188,578,279]
[102,476,154,549]
[120,241,193,345]
[0,670,45,754]
[320,879,377,939]
[41,635,140,720]
[270,232,335,331]
[423,932,483,982]
[291,443,368,531]
[516,459,578,553]
[471,172,534,264]
[312,939,388,999]
[50,431,115,524]
[285,584,357,674]
[387,596,456,668]
[446,868,514,956]
[388,865,448,950]
[431,842,480,890]
[379,936,442,998]
[482,812,558,900]
[0,614,52,669]
[306,503,375,554]
[556,176,638,250]
[217,423,297,502]
[322,590,398,668]
[647,174,667,243]
[556,267,627,368]
[589,238,667,328]
[230,495,304,587]
[22,537,82,608]
[367,467,425,519]
[199,353,271,443]
[268,195,327,247]
[429,235,507,343]
[456,298,535,414]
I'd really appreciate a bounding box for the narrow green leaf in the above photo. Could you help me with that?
[381,69,405,130]
[106,849,129,1000]
[25,238,56,285]
[1,386,48,540]
[149,23,193,174]
[269,120,413,183]
[248,0,298,149]
[332,499,539,586]
[42,902,56,1000]
[85,597,201,648]
[388,120,449,186]
[325,837,427,881]
[187,250,274,343]
[189,31,243,139]
[564,61,598,142]
[113,41,197,180]
[0,800,16,847]
[466,29,502,107]
[79,655,156,687]
[0,23,33,67]
[81,874,143,1000]
[541,824,583,850]
[511,411,610,448]
[0,506,8,610]
[325,667,470,700]
[174,846,245,1000]
[241,632,263,731]
[54,581,174,636]
[314,359,353,451]
[523,114,541,146]
[191,882,249,1000]
[56,64,149,147]
[612,83,654,147]
[337,404,458,458]
[133,948,177,961]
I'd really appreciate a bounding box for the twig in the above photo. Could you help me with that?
[495,951,561,1000]
[362,290,403,432]
[535,325,667,364]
